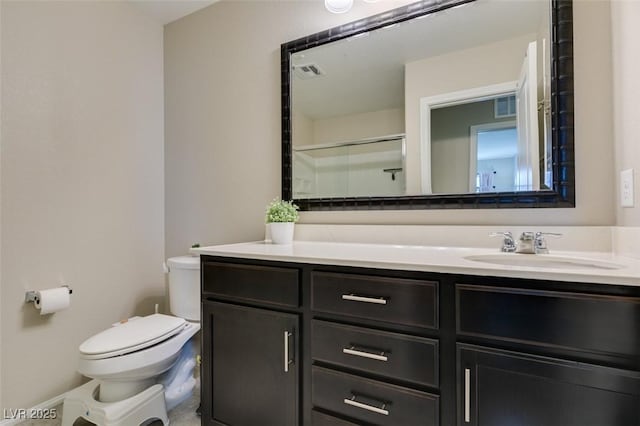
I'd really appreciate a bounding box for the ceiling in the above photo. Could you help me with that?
[129,0,218,25]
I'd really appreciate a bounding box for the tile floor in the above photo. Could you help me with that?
[19,380,201,426]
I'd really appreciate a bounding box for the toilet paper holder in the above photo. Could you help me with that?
[25,285,73,304]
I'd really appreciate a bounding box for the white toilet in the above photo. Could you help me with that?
[62,255,200,426]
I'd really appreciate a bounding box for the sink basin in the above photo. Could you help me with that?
[464,254,625,270]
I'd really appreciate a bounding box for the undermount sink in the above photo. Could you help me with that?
[464,254,625,270]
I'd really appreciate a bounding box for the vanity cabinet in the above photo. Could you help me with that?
[455,282,640,426]
[201,261,301,426]
[200,255,640,426]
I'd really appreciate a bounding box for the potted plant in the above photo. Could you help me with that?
[265,199,299,244]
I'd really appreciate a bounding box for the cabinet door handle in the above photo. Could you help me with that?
[464,368,471,423]
[344,395,390,416]
[284,331,293,372]
[343,346,388,362]
[341,294,388,305]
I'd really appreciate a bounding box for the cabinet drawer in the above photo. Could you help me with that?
[457,284,640,360]
[312,271,438,329]
[312,366,439,426]
[311,410,359,426]
[202,261,299,307]
[312,320,438,387]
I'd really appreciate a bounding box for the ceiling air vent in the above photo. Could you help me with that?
[293,63,325,80]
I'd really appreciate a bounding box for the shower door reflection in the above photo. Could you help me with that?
[293,135,405,199]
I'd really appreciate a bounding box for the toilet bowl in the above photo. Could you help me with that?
[78,313,200,402]
[62,255,201,425]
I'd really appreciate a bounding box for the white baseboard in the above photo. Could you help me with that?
[0,392,67,425]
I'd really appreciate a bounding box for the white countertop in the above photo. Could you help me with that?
[192,240,640,287]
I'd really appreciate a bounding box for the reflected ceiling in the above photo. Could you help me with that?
[292,0,547,120]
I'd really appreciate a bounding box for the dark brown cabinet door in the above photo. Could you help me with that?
[202,301,299,426]
[458,344,640,426]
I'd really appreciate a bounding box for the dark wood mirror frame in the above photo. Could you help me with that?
[281,0,574,211]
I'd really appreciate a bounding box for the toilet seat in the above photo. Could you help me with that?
[80,314,186,360]
[78,319,199,383]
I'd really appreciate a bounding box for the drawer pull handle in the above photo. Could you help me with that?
[284,331,293,372]
[341,294,388,305]
[343,346,388,362]
[344,395,389,416]
[464,368,471,423]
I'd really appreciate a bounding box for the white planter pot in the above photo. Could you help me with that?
[270,222,295,245]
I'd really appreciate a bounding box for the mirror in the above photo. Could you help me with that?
[281,0,574,210]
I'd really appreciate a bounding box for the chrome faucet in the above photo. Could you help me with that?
[489,232,517,252]
[516,232,536,254]
[491,231,563,254]
[516,231,563,254]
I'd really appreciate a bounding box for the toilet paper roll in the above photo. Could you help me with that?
[34,287,70,315]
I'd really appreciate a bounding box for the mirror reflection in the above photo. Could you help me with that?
[291,0,551,200]
[293,135,405,198]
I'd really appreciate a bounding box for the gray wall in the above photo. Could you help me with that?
[164,0,417,256]
[612,0,640,226]
[1,1,164,408]
[164,0,615,250]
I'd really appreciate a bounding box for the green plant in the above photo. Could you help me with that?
[265,199,299,223]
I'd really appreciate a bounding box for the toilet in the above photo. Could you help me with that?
[62,255,200,426]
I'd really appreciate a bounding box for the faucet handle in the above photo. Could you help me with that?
[489,232,516,252]
[534,232,562,254]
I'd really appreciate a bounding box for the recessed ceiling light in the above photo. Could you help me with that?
[325,0,353,14]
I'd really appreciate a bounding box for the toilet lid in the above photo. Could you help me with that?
[79,314,187,359]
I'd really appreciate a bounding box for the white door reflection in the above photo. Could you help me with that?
[471,123,518,193]
[421,41,542,194]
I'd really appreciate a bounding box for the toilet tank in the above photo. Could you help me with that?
[167,256,200,322]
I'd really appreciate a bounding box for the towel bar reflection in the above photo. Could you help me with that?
[383,168,403,181]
